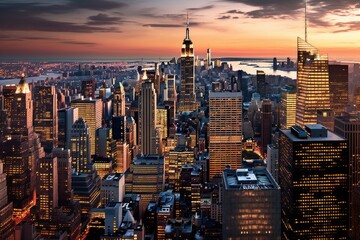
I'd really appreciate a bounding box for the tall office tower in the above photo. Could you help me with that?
[280,85,296,129]
[353,186,360,240]
[126,155,165,214]
[279,125,349,239]
[58,107,78,149]
[99,81,107,101]
[0,75,45,217]
[52,148,73,204]
[0,161,14,239]
[139,72,158,155]
[261,99,272,156]
[2,85,16,119]
[71,97,102,155]
[267,144,279,182]
[101,173,125,206]
[113,82,125,117]
[36,155,58,237]
[329,64,349,116]
[209,92,242,180]
[70,118,91,173]
[207,48,211,67]
[296,38,330,128]
[238,70,249,102]
[178,15,197,113]
[115,141,130,173]
[168,145,194,191]
[334,114,360,236]
[256,70,266,98]
[156,107,168,139]
[222,168,280,240]
[81,79,95,98]
[33,86,58,153]
[96,127,116,159]
[0,96,9,142]
[317,109,335,131]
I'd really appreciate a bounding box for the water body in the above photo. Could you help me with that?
[224,58,297,79]
[0,73,62,86]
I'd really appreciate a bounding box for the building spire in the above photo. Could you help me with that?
[305,0,308,42]
[185,12,190,40]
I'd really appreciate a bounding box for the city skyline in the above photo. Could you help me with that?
[1,0,360,60]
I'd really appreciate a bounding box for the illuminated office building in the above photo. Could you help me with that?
[58,107,78,149]
[113,82,125,117]
[33,86,58,153]
[178,15,197,112]
[334,114,360,236]
[70,118,91,173]
[261,99,272,156]
[0,161,14,239]
[71,97,102,155]
[126,155,164,214]
[101,173,125,206]
[81,79,95,98]
[279,125,349,239]
[96,127,116,159]
[36,155,58,237]
[139,72,158,155]
[0,75,45,216]
[222,168,280,240]
[156,107,168,139]
[209,91,242,179]
[280,85,296,129]
[296,38,330,128]
[2,85,16,119]
[329,64,349,116]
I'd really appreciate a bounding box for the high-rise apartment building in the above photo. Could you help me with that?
[209,91,242,179]
[178,16,197,112]
[71,97,102,155]
[33,85,58,153]
[279,125,349,239]
[329,64,349,116]
[222,168,281,240]
[139,72,158,155]
[296,38,330,128]
[280,85,296,129]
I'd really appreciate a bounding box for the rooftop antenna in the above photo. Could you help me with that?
[305,0,308,42]
[185,12,190,39]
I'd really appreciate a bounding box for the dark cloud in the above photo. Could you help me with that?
[226,10,244,14]
[218,16,231,20]
[60,40,98,46]
[143,24,182,28]
[233,16,239,19]
[87,13,122,25]
[68,0,127,11]
[186,5,215,11]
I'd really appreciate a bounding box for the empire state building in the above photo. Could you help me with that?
[178,15,198,112]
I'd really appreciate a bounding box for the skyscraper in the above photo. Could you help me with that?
[139,72,158,155]
[260,99,272,156]
[280,85,296,129]
[0,161,14,239]
[279,125,349,239]
[222,168,281,240]
[52,148,73,204]
[206,48,211,67]
[0,75,45,217]
[81,79,95,98]
[209,91,242,179]
[296,38,330,128]
[113,82,125,117]
[70,118,91,173]
[58,107,78,149]
[256,70,266,98]
[329,64,349,116]
[33,85,58,153]
[71,97,102,155]
[178,15,197,112]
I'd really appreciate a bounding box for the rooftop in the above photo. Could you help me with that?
[282,124,345,142]
[103,173,123,181]
[223,168,279,190]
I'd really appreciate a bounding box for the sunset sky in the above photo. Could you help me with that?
[1,0,360,60]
